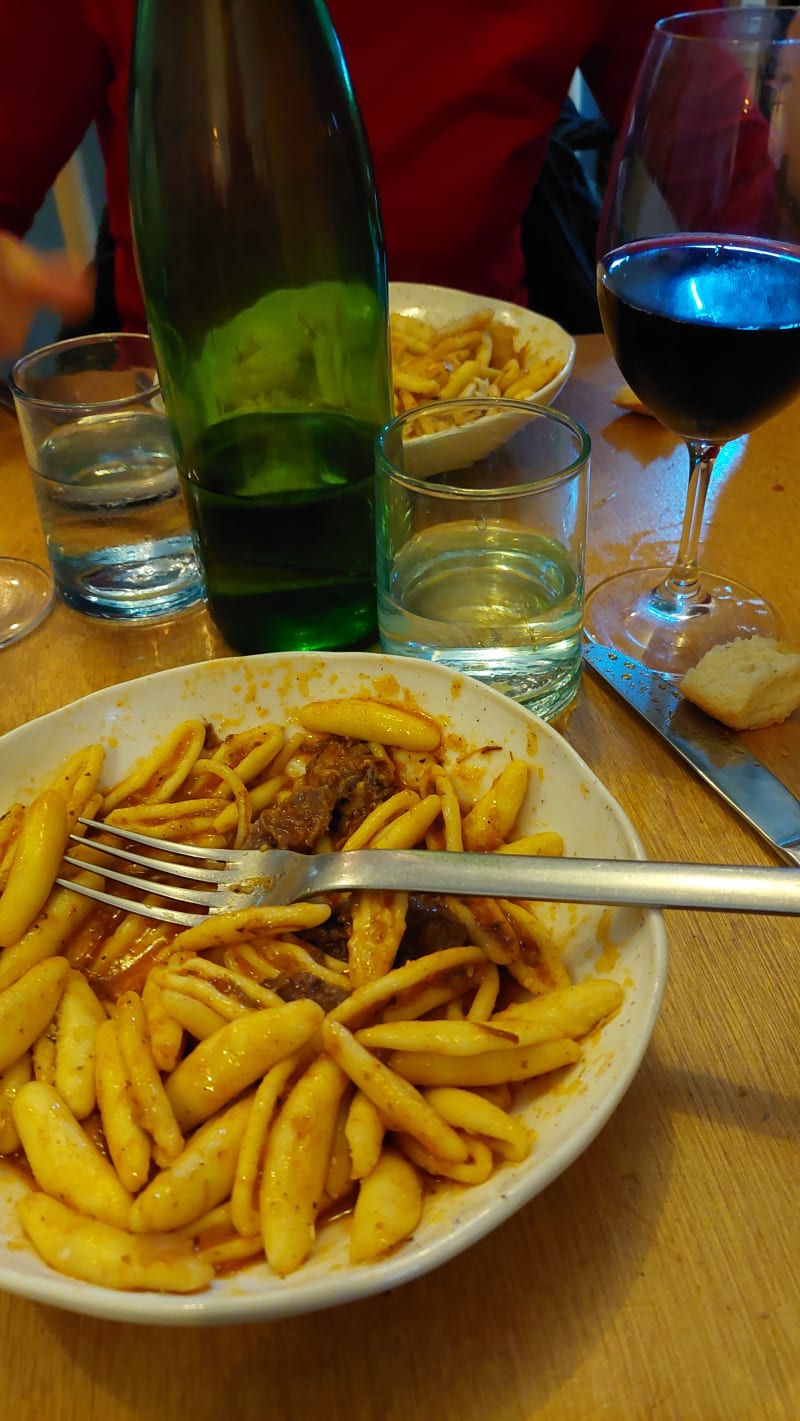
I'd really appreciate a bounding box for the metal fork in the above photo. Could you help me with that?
[53,815,800,927]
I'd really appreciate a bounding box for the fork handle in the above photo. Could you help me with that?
[302,851,800,915]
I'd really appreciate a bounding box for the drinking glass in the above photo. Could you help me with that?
[0,557,53,648]
[10,334,204,622]
[376,398,590,720]
[586,7,800,675]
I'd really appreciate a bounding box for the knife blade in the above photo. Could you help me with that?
[582,640,800,866]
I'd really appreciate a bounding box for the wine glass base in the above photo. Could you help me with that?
[584,566,784,677]
[0,560,55,649]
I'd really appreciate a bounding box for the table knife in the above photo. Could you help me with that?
[582,640,800,866]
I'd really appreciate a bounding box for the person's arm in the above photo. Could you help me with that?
[0,232,93,360]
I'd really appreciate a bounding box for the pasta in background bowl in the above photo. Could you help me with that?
[0,652,665,1324]
[389,281,575,417]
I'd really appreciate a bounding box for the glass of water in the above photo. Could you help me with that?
[9,333,204,622]
[375,398,590,720]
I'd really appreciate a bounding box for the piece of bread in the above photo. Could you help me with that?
[611,384,653,417]
[680,636,800,730]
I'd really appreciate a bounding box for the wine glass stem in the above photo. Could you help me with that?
[652,438,721,614]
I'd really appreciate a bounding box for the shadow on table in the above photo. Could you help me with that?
[649,1062,799,1142]
[34,1066,675,1421]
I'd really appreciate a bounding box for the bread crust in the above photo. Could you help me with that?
[680,636,800,730]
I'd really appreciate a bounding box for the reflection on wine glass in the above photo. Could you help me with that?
[586,6,800,675]
[0,557,53,649]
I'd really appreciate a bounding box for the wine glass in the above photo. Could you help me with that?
[0,558,53,648]
[585,7,800,675]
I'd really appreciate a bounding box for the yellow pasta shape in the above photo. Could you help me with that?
[12,1080,132,1228]
[341,789,420,849]
[0,791,69,949]
[466,962,501,1020]
[230,1053,303,1238]
[398,1131,494,1184]
[159,988,229,1041]
[157,957,281,1022]
[428,768,464,851]
[498,899,570,993]
[322,1020,468,1164]
[102,718,207,812]
[297,698,441,751]
[0,803,24,881]
[186,724,284,798]
[462,760,529,852]
[17,1193,214,1293]
[0,871,103,993]
[441,895,518,966]
[328,946,486,1031]
[348,889,408,989]
[0,1052,32,1155]
[424,1086,531,1162]
[129,1094,253,1233]
[349,1147,423,1264]
[380,973,476,1023]
[498,831,565,857]
[387,1037,581,1087]
[31,1030,57,1085]
[324,1089,355,1205]
[47,744,105,830]
[53,968,107,1119]
[165,999,325,1131]
[492,979,624,1036]
[90,906,166,977]
[166,902,331,957]
[345,1089,385,1181]
[115,990,184,1166]
[0,956,70,1073]
[260,1054,349,1276]
[354,1018,531,1055]
[94,1018,152,1194]
[141,972,184,1073]
[190,759,251,846]
[194,1230,264,1272]
[371,794,442,849]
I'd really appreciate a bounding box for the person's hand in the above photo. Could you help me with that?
[0,231,95,360]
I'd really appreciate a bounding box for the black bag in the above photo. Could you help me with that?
[521,97,613,335]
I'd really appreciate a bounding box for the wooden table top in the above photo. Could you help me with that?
[2,335,798,1421]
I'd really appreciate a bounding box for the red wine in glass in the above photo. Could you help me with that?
[598,236,800,443]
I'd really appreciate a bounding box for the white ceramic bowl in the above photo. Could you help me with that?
[0,652,665,1325]
[388,282,577,475]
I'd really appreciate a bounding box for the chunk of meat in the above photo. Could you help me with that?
[247,736,396,852]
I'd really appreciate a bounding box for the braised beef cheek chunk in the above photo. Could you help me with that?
[247,737,396,852]
[274,973,349,1013]
[397,895,468,962]
[303,901,353,962]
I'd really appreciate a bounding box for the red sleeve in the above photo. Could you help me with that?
[581,0,722,131]
[0,3,111,237]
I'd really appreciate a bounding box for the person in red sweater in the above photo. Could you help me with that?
[0,0,717,357]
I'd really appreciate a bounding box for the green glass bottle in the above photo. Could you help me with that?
[129,0,390,654]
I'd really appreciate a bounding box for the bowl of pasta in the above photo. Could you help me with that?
[389,281,576,439]
[0,651,665,1324]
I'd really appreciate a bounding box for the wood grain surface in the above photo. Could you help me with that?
[1,336,798,1421]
